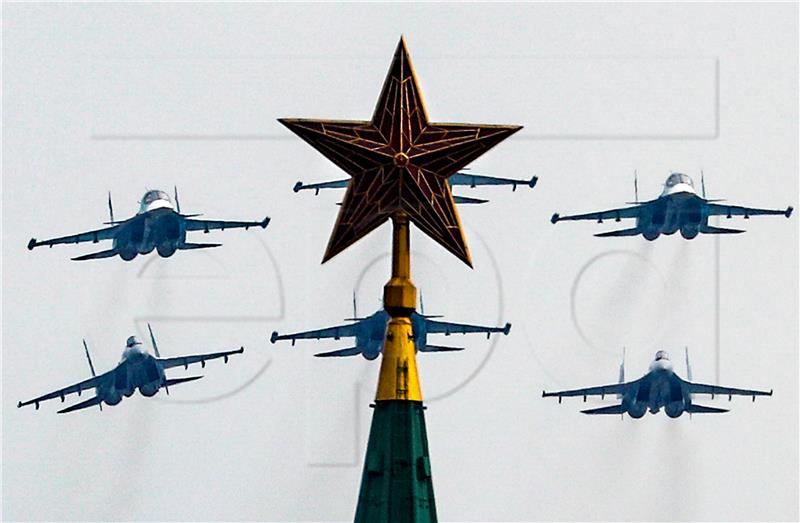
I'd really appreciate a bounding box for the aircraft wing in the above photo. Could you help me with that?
[551,204,644,224]
[425,319,511,338]
[158,347,244,370]
[271,322,361,344]
[448,172,537,190]
[18,370,113,409]
[184,216,270,232]
[293,179,350,194]
[542,379,639,400]
[681,378,772,398]
[705,202,793,219]
[28,225,119,250]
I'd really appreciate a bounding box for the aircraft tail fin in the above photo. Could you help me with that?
[701,170,707,199]
[314,347,362,358]
[72,248,118,261]
[108,191,115,223]
[163,375,203,388]
[419,345,465,353]
[699,225,745,235]
[174,185,181,214]
[179,243,222,250]
[581,404,627,415]
[617,348,626,399]
[685,404,729,414]
[685,346,693,382]
[81,340,103,410]
[595,228,640,238]
[82,340,97,377]
[58,395,103,414]
[147,323,162,358]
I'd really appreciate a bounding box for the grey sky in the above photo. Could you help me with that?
[2,3,797,521]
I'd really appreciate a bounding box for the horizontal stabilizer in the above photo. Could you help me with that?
[685,404,729,414]
[595,228,640,238]
[581,404,627,415]
[163,375,203,388]
[72,249,118,261]
[453,195,489,205]
[58,395,103,414]
[419,345,464,353]
[314,347,362,358]
[180,243,222,250]
[700,225,744,235]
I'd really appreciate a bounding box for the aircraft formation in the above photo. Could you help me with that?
[18,168,790,416]
[18,38,792,418]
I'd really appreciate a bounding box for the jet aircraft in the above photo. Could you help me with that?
[292,169,537,205]
[28,188,270,260]
[270,294,511,359]
[18,325,244,413]
[551,172,792,239]
[542,349,772,418]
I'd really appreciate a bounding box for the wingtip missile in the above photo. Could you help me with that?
[503,322,512,335]
[551,213,560,224]
[785,206,793,218]
[529,175,538,188]
[261,216,271,228]
[27,238,37,250]
[293,181,303,193]
[270,331,279,344]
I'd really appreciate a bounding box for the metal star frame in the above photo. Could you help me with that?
[279,37,522,267]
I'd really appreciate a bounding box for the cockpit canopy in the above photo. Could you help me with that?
[665,173,694,187]
[141,190,171,205]
[126,336,142,348]
[655,350,670,361]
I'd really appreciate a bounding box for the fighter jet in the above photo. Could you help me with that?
[270,294,511,359]
[28,188,270,261]
[292,169,537,205]
[551,172,793,239]
[542,349,772,418]
[17,325,244,413]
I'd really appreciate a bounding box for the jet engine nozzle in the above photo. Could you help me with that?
[628,402,646,418]
[665,401,684,418]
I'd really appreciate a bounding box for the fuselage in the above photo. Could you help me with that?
[112,190,187,260]
[350,311,441,359]
[98,337,167,406]
[635,173,708,240]
[619,351,692,418]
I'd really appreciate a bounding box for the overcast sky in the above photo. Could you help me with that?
[3,3,797,522]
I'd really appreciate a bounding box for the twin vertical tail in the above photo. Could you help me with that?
[634,170,638,204]
[617,347,625,399]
